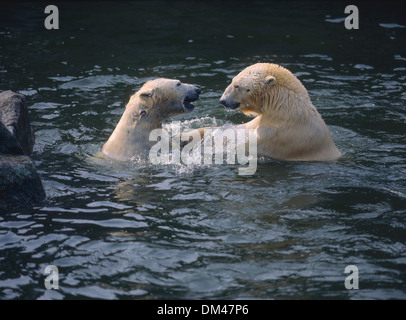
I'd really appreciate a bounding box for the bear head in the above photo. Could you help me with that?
[128,78,201,125]
[219,63,307,116]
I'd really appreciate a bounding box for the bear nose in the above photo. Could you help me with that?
[219,98,226,106]
[195,88,201,94]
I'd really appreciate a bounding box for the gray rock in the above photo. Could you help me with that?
[0,121,24,155]
[0,90,35,156]
[0,91,45,212]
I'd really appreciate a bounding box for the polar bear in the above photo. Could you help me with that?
[193,63,341,162]
[102,78,200,160]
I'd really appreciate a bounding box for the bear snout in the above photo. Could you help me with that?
[220,98,240,109]
[185,86,201,101]
[182,86,201,112]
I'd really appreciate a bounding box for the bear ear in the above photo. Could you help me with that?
[140,88,155,99]
[263,76,276,86]
[140,91,153,99]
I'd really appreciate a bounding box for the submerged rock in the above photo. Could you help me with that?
[0,154,45,211]
[0,91,45,212]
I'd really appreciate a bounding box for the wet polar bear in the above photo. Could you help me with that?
[102,78,200,160]
[211,63,342,161]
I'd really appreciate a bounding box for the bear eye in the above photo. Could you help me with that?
[234,85,240,89]
[176,81,181,87]
[246,89,250,92]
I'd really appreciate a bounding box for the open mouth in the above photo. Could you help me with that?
[182,86,201,112]
[183,98,196,112]
[183,95,199,112]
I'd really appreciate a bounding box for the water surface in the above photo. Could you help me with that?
[0,1,405,299]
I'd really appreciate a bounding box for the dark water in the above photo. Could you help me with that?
[0,1,405,299]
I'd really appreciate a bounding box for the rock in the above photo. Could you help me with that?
[0,154,46,211]
[0,121,24,155]
[0,91,45,212]
[0,90,35,156]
